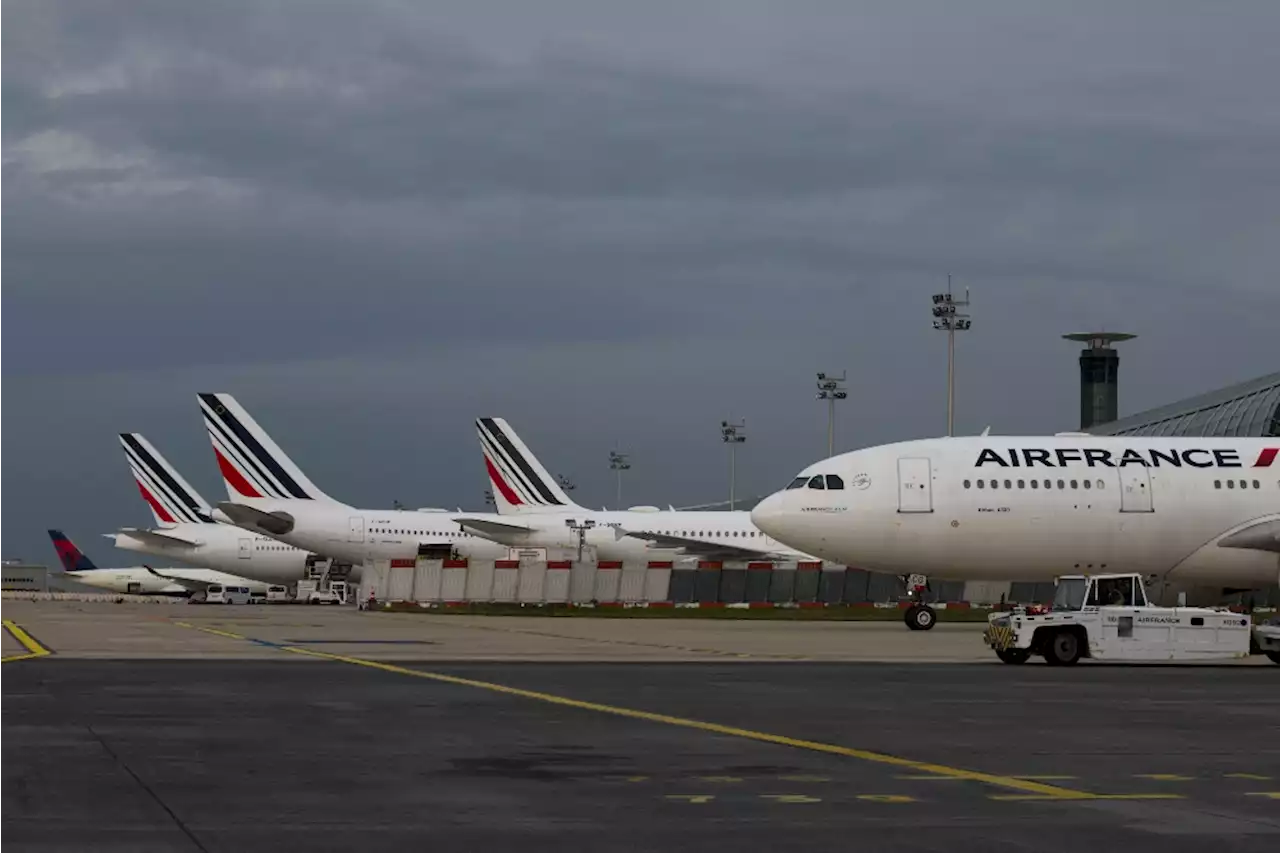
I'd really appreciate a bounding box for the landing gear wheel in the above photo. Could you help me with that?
[904,604,937,631]
[996,649,1031,665]
[1044,631,1082,666]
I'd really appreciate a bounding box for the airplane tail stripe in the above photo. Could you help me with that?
[126,457,194,523]
[134,480,179,524]
[478,418,564,506]
[477,428,544,506]
[483,455,524,506]
[213,446,265,498]
[201,405,291,499]
[198,393,311,500]
[120,434,208,521]
[120,445,203,524]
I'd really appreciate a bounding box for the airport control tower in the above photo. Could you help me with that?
[1063,332,1136,430]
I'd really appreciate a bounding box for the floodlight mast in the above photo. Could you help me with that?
[608,451,631,508]
[720,419,746,510]
[931,276,972,437]
[564,517,596,562]
[816,371,848,457]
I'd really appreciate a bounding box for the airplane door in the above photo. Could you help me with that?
[238,538,252,559]
[897,457,933,513]
[1118,466,1154,513]
[348,516,366,543]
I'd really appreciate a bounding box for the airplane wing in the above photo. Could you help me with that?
[143,565,211,594]
[111,528,202,549]
[454,517,536,536]
[618,529,783,562]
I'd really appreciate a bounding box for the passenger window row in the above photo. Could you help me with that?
[1214,479,1262,489]
[963,478,1104,491]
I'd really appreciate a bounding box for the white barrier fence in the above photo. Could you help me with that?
[1,591,190,604]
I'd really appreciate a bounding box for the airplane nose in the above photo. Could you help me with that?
[750,492,787,536]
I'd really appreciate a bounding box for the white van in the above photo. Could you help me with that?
[265,585,291,602]
[205,585,252,605]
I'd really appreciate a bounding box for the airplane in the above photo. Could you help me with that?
[750,434,1280,629]
[48,530,270,596]
[454,417,822,563]
[197,393,511,565]
[107,432,342,585]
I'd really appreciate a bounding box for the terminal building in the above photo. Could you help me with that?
[1085,371,1280,438]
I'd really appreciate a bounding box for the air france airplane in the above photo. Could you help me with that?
[751,434,1280,628]
[198,393,510,565]
[49,530,269,596]
[108,433,333,586]
[454,417,819,563]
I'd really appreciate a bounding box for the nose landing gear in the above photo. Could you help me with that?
[903,574,937,631]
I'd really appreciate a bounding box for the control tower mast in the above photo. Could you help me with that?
[1063,332,1137,430]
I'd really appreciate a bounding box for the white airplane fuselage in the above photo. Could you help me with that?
[111,523,318,585]
[67,567,272,595]
[752,436,1280,588]
[469,507,811,562]
[214,501,511,565]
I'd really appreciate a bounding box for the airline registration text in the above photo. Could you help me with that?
[974,447,1264,469]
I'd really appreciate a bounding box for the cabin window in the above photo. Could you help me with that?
[963,479,971,489]
[1070,479,1078,489]
[1227,480,1235,489]
[1253,480,1261,489]
[1096,479,1105,489]
[977,480,985,489]
[1017,479,1025,489]
[825,474,845,490]
[1030,480,1038,489]
[1056,479,1065,490]
[1214,480,1222,489]
[808,475,826,490]
[1240,480,1249,490]
[1003,479,1012,489]
[1082,479,1091,489]
[989,479,999,489]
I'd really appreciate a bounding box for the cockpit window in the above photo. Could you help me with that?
[807,475,825,490]
[825,474,844,490]
[786,477,808,490]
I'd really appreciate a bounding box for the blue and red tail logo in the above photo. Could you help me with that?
[47,530,98,572]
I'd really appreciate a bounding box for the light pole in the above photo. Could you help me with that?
[608,451,630,508]
[720,419,746,510]
[931,277,972,437]
[564,517,596,562]
[556,474,576,496]
[815,371,848,457]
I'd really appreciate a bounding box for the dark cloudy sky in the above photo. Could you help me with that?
[4,1,1279,565]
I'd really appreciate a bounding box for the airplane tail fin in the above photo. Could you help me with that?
[48,529,98,572]
[119,433,215,526]
[475,417,581,515]
[197,393,335,503]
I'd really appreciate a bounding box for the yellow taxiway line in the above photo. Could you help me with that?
[170,618,1138,800]
[2,619,52,663]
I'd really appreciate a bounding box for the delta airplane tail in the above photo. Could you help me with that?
[475,417,581,516]
[48,529,98,572]
[198,393,335,503]
[119,433,215,526]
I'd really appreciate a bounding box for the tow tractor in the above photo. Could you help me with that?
[983,571,1280,666]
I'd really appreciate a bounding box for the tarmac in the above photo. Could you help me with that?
[4,601,1278,852]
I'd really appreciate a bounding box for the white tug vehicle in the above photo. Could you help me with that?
[983,572,1280,666]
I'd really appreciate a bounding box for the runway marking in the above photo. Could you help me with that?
[665,795,714,803]
[762,794,822,803]
[172,621,247,641]
[989,794,1185,802]
[857,795,916,803]
[1135,774,1195,782]
[698,776,743,783]
[166,618,1108,800]
[1245,792,1280,799]
[779,775,831,782]
[1226,774,1272,781]
[2,619,52,663]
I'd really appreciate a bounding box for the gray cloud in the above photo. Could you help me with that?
[3,0,1279,563]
